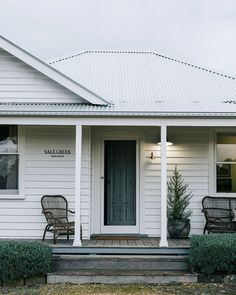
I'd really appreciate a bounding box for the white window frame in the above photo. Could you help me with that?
[213,128,236,196]
[0,125,25,199]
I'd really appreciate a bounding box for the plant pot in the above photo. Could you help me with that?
[168,218,191,238]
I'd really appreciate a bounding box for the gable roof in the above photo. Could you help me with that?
[50,50,236,113]
[0,36,109,105]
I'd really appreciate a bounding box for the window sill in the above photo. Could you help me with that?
[0,195,25,200]
[215,193,236,197]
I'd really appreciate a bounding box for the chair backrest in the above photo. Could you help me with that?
[41,195,69,224]
[202,196,234,222]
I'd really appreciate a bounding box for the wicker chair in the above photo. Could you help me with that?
[202,196,236,234]
[41,195,75,244]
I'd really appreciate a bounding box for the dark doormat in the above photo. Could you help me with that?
[91,235,143,240]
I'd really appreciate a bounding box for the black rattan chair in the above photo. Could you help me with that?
[41,195,75,244]
[202,196,236,234]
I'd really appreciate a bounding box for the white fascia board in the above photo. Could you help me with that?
[0,35,110,105]
[1,116,236,127]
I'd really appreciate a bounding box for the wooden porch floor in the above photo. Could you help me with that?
[0,238,190,255]
[45,237,190,248]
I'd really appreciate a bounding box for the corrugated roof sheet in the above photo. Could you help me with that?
[49,51,236,113]
[1,102,236,117]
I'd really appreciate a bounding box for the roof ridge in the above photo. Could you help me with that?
[49,50,155,64]
[50,50,235,80]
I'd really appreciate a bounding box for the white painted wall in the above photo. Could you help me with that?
[144,127,209,236]
[92,126,209,237]
[0,126,91,239]
[0,125,208,240]
[0,48,85,103]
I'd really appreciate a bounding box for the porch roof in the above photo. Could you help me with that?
[1,102,236,117]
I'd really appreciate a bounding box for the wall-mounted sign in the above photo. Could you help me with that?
[44,149,71,158]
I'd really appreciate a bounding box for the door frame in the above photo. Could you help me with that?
[99,135,140,234]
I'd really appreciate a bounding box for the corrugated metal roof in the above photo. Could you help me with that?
[50,51,236,113]
[1,102,236,117]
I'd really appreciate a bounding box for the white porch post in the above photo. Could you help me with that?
[159,125,168,247]
[73,124,82,247]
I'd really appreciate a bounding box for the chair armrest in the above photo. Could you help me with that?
[210,217,224,223]
[43,210,56,225]
[43,210,65,224]
[43,210,53,218]
[68,210,75,214]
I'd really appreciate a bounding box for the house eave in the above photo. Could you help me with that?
[1,110,236,117]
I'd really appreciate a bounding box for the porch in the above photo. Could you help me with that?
[44,237,190,255]
[46,237,190,248]
[2,121,236,246]
[48,237,192,284]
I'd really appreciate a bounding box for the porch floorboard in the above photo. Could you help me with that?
[44,237,190,248]
[51,238,190,255]
[0,238,190,255]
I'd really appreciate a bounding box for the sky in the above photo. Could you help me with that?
[0,0,236,76]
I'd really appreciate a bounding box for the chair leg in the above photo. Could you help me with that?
[42,228,47,241]
[42,225,50,241]
[53,233,56,244]
[203,223,210,234]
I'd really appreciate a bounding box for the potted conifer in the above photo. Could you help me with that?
[167,166,193,238]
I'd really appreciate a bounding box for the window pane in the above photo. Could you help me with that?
[0,125,18,153]
[216,163,236,193]
[0,155,18,193]
[217,133,236,162]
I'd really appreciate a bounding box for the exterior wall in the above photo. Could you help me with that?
[92,126,209,237]
[0,125,209,240]
[0,126,91,239]
[0,48,85,103]
[144,127,209,236]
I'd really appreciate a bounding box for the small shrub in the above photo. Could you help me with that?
[167,166,192,220]
[0,241,52,283]
[189,234,236,275]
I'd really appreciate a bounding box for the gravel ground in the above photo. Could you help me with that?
[0,283,236,295]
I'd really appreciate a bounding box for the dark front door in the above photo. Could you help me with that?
[104,140,136,226]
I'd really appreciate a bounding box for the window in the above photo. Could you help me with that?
[0,126,18,195]
[216,133,236,193]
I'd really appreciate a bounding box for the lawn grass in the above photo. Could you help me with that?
[0,283,236,295]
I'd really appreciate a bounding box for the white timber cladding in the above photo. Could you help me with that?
[0,125,209,239]
[91,126,209,237]
[0,125,91,239]
[145,127,209,236]
[0,48,86,103]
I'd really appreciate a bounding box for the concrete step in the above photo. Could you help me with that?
[47,269,198,284]
[52,246,189,256]
[53,255,190,272]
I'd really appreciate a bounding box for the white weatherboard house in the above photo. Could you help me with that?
[1,35,236,247]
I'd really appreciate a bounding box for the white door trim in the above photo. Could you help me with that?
[99,135,140,234]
